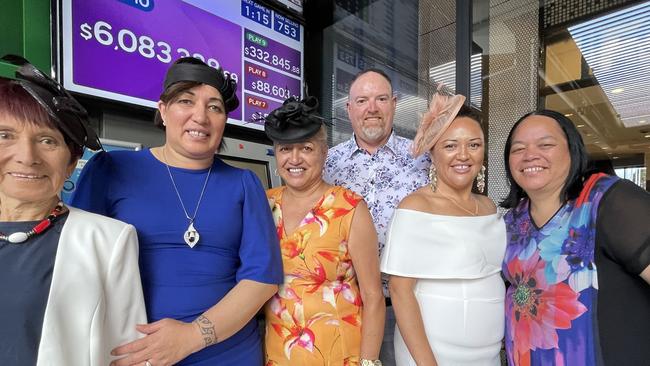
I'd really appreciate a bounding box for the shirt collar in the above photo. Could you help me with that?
[345,131,399,158]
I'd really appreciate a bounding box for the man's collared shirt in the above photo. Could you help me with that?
[323,132,430,263]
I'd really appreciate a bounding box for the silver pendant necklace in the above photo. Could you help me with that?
[162,148,212,248]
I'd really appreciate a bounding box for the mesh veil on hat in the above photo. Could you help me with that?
[411,89,466,157]
[1,54,102,150]
[264,96,331,143]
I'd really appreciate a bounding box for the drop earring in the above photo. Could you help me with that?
[476,165,486,193]
[428,164,438,192]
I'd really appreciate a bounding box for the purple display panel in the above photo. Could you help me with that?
[71,1,242,119]
[244,61,300,101]
[243,29,301,76]
[243,93,284,125]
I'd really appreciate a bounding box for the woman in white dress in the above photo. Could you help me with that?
[381,92,506,366]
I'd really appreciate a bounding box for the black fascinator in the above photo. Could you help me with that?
[1,54,102,150]
[164,57,239,113]
[264,96,331,143]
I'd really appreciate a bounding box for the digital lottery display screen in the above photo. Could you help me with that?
[60,0,304,130]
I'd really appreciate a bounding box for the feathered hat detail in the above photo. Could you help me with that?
[411,87,466,157]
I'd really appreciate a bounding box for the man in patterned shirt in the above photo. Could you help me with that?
[323,69,430,366]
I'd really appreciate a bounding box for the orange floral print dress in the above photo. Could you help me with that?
[264,185,364,366]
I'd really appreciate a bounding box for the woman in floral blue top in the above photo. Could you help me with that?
[500,110,650,366]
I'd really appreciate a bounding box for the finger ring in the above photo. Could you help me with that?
[145,361,152,366]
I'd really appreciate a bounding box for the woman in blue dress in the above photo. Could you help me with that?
[71,57,283,366]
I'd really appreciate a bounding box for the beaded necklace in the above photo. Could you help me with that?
[0,202,67,243]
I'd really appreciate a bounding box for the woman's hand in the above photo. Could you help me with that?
[110,318,203,366]
[109,280,277,366]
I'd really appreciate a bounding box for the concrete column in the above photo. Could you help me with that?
[485,0,540,204]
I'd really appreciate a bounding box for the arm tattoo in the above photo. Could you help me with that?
[193,315,217,347]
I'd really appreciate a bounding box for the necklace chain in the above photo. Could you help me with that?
[162,148,212,223]
[435,189,479,216]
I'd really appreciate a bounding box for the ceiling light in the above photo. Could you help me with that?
[612,156,620,159]
[577,124,585,127]
[565,113,574,117]
[640,120,647,124]
[601,147,609,149]
[645,135,650,138]
[569,2,650,128]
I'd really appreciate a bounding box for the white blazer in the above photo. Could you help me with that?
[36,207,147,366]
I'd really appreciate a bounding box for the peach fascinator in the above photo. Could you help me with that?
[411,89,466,157]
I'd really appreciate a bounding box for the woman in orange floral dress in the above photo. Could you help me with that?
[263,97,385,366]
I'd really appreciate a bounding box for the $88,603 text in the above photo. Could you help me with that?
[250,81,298,100]
[78,20,239,82]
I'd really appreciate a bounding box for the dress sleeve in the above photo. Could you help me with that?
[597,179,650,275]
[235,170,284,284]
[69,152,113,215]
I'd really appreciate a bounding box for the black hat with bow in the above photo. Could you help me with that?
[264,96,331,143]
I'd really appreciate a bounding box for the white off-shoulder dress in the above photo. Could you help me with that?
[380,209,506,366]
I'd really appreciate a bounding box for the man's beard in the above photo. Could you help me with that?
[361,125,387,141]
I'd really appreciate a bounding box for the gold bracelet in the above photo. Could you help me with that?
[360,359,382,366]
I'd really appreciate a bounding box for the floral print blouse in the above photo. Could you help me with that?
[264,186,364,366]
[503,174,619,366]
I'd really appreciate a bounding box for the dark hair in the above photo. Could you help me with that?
[456,104,482,125]
[349,68,393,96]
[0,78,83,160]
[500,109,588,208]
[585,158,615,176]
